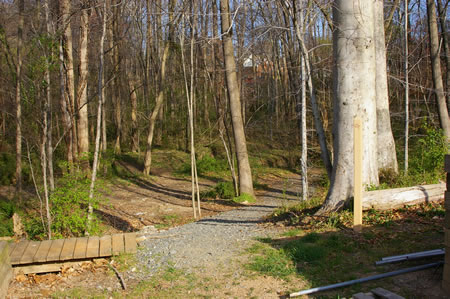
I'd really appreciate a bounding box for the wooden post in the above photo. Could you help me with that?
[354,117,363,232]
[443,155,450,294]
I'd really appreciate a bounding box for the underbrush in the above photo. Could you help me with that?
[0,200,15,236]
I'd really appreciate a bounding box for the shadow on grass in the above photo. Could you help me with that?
[246,209,446,298]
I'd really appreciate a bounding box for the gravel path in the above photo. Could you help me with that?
[135,175,302,276]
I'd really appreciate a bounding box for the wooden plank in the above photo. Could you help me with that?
[112,233,124,255]
[19,241,40,264]
[33,240,52,263]
[124,233,137,253]
[59,238,77,261]
[46,239,65,262]
[14,263,63,275]
[353,117,363,232]
[73,237,88,259]
[13,261,79,275]
[86,237,100,258]
[371,287,405,299]
[353,293,375,299]
[8,242,17,255]
[99,235,112,257]
[9,241,29,265]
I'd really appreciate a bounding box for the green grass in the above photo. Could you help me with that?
[232,193,256,204]
[246,201,446,297]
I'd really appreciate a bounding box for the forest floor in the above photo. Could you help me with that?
[5,160,449,298]
[6,164,304,298]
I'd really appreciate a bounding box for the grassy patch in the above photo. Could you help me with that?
[247,200,446,297]
[232,193,256,204]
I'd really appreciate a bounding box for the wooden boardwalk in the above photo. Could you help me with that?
[8,233,136,266]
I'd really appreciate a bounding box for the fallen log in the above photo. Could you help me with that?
[362,183,445,211]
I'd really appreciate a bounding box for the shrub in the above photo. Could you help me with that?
[0,153,15,185]
[410,122,446,176]
[0,200,15,236]
[215,181,236,199]
[50,171,102,238]
[180,156,228,176]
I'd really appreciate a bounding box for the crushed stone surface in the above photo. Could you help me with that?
[134,175,302,277]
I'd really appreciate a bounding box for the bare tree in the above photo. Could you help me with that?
[77,0,91,168]
[88,0,107,233]
[143,0,177,175]
[220,0,254,197]
[60,0,78,165]
[15,0,24,196]
[426,0,450,143]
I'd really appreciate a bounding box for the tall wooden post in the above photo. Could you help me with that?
[443,155,450,293]
[354,117,363,232]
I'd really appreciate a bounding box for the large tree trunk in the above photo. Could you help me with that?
[220,0,254,197]
[318,0,379,213]
[77,1,90,167]
[426,0,450,143]
[374,0,398,173]
[15,0,24,196]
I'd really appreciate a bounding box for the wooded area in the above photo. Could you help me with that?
[0,0,448,239]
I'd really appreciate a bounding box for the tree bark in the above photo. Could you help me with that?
[220,0,254,197]
[374,0,398,173]
[319,0,379,213]
[427,0,450,143]
[15,0,24,196]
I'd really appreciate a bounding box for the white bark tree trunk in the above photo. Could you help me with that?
[374,0,398,173]
[319,0,379,213]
